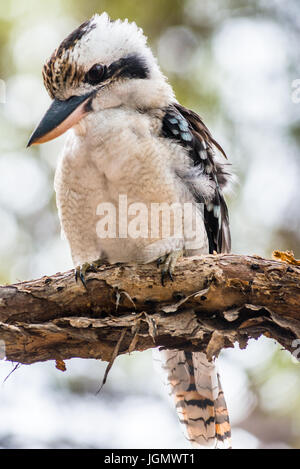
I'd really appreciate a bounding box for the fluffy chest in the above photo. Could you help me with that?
[54,108,207,264]
[57,109,190,206]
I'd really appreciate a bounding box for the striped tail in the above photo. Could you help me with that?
[157,349,231,449]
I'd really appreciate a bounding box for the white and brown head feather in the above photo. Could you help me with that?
[42,13,166,102]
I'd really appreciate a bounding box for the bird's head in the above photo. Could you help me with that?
[28,13,174,146]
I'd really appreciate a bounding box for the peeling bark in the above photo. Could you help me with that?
[0,253,300,366]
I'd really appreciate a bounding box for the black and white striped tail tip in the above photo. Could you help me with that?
[153,349,232,450]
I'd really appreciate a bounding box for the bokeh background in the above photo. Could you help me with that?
[0,0,300,449]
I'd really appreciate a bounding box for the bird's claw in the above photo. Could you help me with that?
[75,259,102,289]
[157,255,167,268]
[158,250,183,287]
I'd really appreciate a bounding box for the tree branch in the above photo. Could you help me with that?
[1,253,300,366]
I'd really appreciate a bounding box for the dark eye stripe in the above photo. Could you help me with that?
[82,54,149,89]
[107,54,149,80]
[45,53,150,99]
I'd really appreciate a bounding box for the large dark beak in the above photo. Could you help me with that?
[27,91,95,147]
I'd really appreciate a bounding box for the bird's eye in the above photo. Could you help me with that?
[85,64,106,85]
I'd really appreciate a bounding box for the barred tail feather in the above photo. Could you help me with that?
[156,349,231,449]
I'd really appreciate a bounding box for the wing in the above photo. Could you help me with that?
[162,103,231,254]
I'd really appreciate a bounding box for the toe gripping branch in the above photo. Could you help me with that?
[157,250,184,287]
[75,259,103,289]
[75,250,184,290]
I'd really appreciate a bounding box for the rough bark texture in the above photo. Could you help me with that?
[0,253,300,366]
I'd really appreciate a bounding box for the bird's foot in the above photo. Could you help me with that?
[157,249,183,287]
[75,259,103,289]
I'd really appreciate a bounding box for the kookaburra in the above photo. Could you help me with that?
[28,13,232,449]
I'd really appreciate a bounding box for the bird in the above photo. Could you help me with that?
[28,13,233,449]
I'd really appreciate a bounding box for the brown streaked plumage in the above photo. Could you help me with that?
[42,21,97,99]
[42,54,86,99]
[56,19,97,59]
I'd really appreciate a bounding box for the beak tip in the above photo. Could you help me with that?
[26,138,33,148]
[27,133,38,148]
[27,133,35,148]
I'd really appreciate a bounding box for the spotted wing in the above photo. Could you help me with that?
[162,103,231,254]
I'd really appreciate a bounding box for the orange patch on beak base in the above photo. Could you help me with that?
[27,91,94,147]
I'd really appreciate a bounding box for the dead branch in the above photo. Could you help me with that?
[1,253,300,366]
